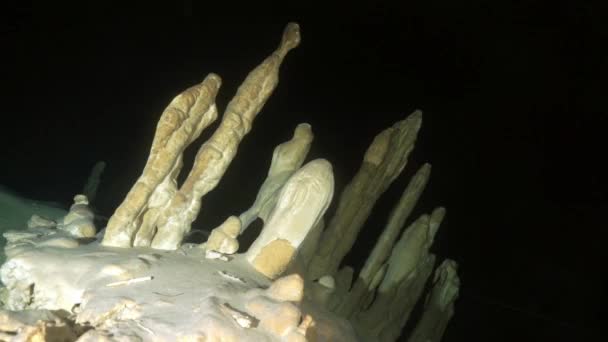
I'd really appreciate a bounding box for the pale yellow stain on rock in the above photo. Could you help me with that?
[252,239,296,279]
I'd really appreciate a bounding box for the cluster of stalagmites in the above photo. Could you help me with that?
[0,23,459,341]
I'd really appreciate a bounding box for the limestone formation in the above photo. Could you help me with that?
[150,23,302,250]
[102,73,222,247]
[327,266,355,311]
[307,111,423,280]
[265,273,305,302]
[246,159,334,279]
[0,21,459,342]
[298,218,324,268]
[240,123,314,231]
[102,23,301,250]
[309,275,336,309]
[360,163,432,284]
[350,207,446,341]
[408,260,460,342]
[0,309,81,341]
[376,254,437,342]
[204,215,241,255]
[57,194,96,238]
[0,187,68,232]
[336,163,431,316]
[82,160,106,204]
[0,228,358,341]
[246,296,302,337]
[27,214,56,229]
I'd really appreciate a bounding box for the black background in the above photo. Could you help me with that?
[1,1,606,340]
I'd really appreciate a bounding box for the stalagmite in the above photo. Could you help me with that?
[239,123,313,231]
[27,214,56,229]
[246,159,334,279]
[102,73,222,247]
[408,260,460,342]
[379,210,440,293]
[133,154,184,247]
[151,23,302,250]
[204,215,241,255]
[82,160,106,204]
[336,163,431,316]
[360,163,432,284]
[377,254,437,341]
[58,194,96,238]
[307,111,423,280]
[356,263,388,312]
[354,207,447,340]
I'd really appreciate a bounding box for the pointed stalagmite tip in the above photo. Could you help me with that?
[393,109,423,135]
[409,109,423,125]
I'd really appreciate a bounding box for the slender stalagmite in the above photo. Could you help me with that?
[151,23,301,250]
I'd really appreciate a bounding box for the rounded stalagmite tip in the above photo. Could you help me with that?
[279,22,301,56]
[202,73,222,94]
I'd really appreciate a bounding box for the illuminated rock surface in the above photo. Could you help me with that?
[0,22,458,341]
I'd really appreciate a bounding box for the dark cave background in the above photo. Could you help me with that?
[1,1,606,340]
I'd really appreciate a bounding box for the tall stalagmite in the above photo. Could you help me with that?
[307,112,423,280]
